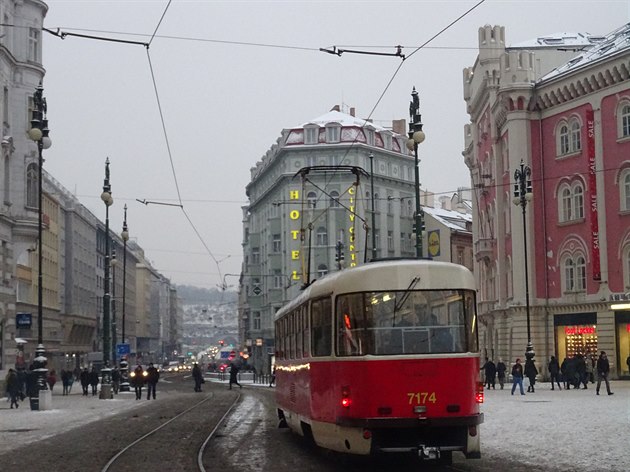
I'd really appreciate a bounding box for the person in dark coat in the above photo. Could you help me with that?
[575,354,588,389]
[496,359,507,390]
[548,356,562,390]
[565,357,579,389]
[596,351,613,396]
[111,368,120,395]
[511,358,525,395]
[146,363,159,400]
[88,367,99,396]
[228,363,242,390]
[524,358,538,392]
[5,369,20,409]
[80,368,90,396]
[480,358,497,389]
[46,369,57,392]
[192,363,203,392]
[132,364,145,400]
[61,369,70,395]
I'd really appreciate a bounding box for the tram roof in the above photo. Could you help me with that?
[276,259,475,319]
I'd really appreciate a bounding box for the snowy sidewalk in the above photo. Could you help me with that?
[0,386,139,455]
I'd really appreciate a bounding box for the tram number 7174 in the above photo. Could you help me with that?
[407,392,437,405]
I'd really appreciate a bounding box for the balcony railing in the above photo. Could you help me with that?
[474,238,495,262]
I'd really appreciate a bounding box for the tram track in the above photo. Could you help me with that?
[99,389,241,472]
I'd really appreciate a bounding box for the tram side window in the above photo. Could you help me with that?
[296,307,303,359]
[302,306,311,357]
[311,297,332,356]
[337,293,374,356]
[275,319,284,359]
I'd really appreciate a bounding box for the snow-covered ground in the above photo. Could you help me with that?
[1,378,628,470]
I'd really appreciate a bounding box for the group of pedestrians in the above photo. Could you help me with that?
[482,350,618,397]
[131,363,160,400]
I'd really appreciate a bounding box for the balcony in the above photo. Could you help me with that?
[474,238,495,262]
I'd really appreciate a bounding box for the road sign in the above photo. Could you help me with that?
[252,285,262,295]
[16,312,32,328]
[117,343,130,356]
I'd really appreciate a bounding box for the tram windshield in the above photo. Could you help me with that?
[335,289,477,356]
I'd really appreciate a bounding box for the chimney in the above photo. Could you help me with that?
[392,119,407,136]
[331,105,340,112]
[350,107,355,117]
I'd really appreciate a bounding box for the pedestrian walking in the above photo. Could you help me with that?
[480,358,497,389]
[192,363,204,392]
[596,351,614,396]
[269,366,276,387]
[585,354,595,383]
[132,364,145,400]
[111,368,120,395]
[146,363,159,400]
[46,369,57,392]
[228,362,242,390]
[576,354,588,389]
[80,368,89,396]
[548,356,562,390]
[496,359,507,390]
[524,358,538,393]
[511,358,525,395]
[88,367,99,396]
[5,369,20,409]
[61,369,70,395]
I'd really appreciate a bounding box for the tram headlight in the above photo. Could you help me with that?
[341,385,352,408]
[130,372,136,378]
[143,371,148,378]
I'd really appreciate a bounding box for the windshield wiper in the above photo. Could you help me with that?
[392,276,420,326]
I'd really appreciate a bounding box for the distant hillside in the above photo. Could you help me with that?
[175,285,237,305]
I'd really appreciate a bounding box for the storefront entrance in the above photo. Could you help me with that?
[615,312,630,378]
[554,313,597,363]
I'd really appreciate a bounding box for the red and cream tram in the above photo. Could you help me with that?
[274,259,483,464]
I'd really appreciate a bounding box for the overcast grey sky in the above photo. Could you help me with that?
[41,0,628,289]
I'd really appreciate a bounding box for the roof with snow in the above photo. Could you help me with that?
[423,206,472,232]
[300,110,389,131]
[510,32,605,49]
[538,23,630,82]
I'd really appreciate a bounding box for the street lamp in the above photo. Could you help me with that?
[27,82,52,410]
[100,158,114,399]
[368,152,377,260]
[120,205,130,392]
[111,249,117,368]
[406,87,426,259]
[513,159,534,361]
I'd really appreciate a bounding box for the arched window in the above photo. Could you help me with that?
[559,124,570,155]
[307,191,317,208]
[573,184,584,219]
[316,226,328,246]
[26,163,38,208]
[558,182,584,222]
[563,258,575,291]
[620,169,630,211]
[560,186,571,221]
[570,120,581,152]
[562,254,587,292]
[620,103,630,138]
[329,190,340,208]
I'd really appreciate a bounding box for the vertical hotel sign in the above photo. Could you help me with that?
[586,109,601,281]
[288,189,302,282]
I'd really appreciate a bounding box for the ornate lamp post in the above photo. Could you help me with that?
[100,158,114,399]
[406,87,426,258]
[119,205,130,391]
[513,159,534,361]
[368,152,377,260]
[27,82,52,410]
[111,249,117,368]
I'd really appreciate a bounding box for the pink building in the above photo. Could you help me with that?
[464,24,630,379]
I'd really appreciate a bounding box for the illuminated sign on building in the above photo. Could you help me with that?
[564,326,596,335]
[288,189,302,281]
[347,185,357,267]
